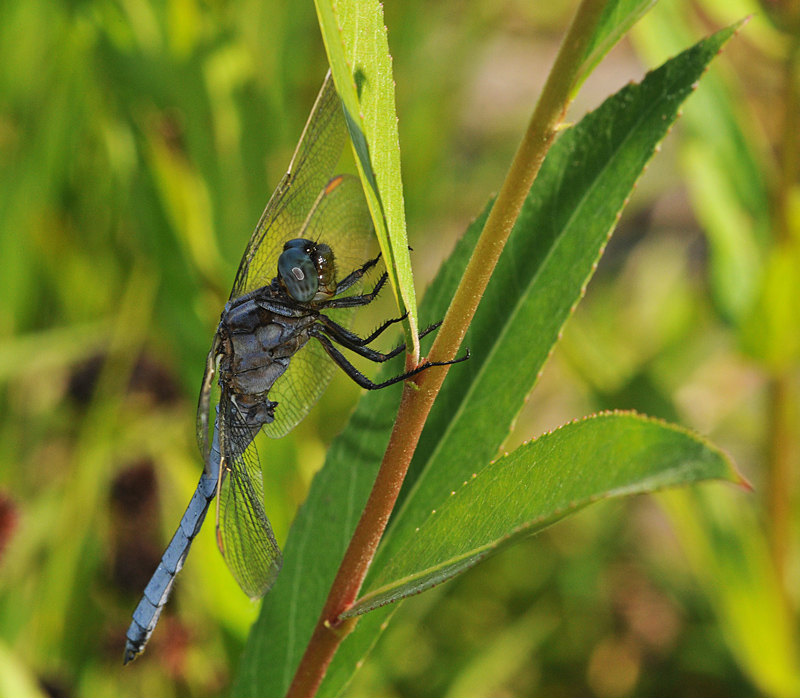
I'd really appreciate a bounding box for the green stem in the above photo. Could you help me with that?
[285,2,609,696]
[427,0,608,368]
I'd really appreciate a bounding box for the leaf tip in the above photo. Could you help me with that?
[732,468,754,492]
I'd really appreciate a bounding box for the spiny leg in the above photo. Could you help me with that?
[331,242,416,300]
[356,313,408,346]
[334,252,383,295]
[315,316,444,361]
[313,331,470,390]
[315,272,389,310]
[318,311,409,348]
[310,324,405,363]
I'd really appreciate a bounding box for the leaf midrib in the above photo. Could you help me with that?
[381,89,659,557]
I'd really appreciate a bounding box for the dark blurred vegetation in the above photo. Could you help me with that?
[1,0,798,697]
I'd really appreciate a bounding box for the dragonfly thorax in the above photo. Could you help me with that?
[278,238,336,302]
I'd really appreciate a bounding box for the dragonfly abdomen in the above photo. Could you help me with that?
[123,428,222,664]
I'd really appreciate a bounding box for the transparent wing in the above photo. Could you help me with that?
[230,71,347,301]
[302,175,374,280]
[215,394,282,599]
[264,174,374,438]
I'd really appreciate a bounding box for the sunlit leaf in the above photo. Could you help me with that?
[574,0,660,91]
[631,6,767,321]
[347,414,741,615]
[0,641,49,698]
[314,0,419,355]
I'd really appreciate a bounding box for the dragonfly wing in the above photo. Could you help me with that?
[196,340,219,464]
[264,174,374,438]
[301,174,373,283]
[215,395,282,599]
[263,337,336,439]
[230,71,348,301]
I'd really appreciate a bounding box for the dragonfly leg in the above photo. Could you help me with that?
[312,330,470,390]
[370,317,441,345]
[334,252,383,295]
[316,315,443,359]
[357,312,409,345]
[312,323,405,362]
[315,272,389,309]
[317,311,409,348]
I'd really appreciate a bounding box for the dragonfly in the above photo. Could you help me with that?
[123,71,466,663]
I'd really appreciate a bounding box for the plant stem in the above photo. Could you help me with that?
[767,374,794,594]
[768,35,800,605]
[285,2,609,695]
[777,38,800,247]
[425,3,608,368]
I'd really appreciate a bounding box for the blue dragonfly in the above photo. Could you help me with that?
[124,72,465,663]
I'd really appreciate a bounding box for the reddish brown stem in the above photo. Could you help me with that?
[287,378,439,696]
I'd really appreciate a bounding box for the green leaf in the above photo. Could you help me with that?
[319,23,741,697]
[314,0,419,354]
[0,641,50,698]
[574,0,660,91]
[443,600,559,698]
[740,241,800,370]
[631,7,768,322]
[681,142,763,320]
[387,20,744,555]
[346,413,741,616]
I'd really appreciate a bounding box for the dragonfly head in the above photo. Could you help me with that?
[278,238,336,302]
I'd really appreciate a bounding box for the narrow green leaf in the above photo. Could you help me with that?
[631,7,767,322]
[319,23,741,697]
[314,0,419,353]
[443,602,560,698]
[388,21,744,558]
[0,641,50,698]
[346,413,741,616]
[574,0,660,91]
[681,142,763,319]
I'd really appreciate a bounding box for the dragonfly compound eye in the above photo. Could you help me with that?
[278,246,319,302]
[313,243,337,295]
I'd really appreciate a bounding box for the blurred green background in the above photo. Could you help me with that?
[1,0,799,696]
